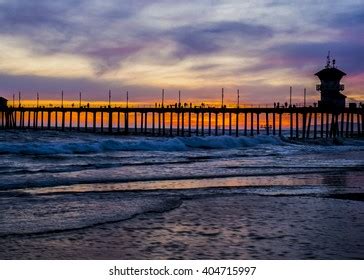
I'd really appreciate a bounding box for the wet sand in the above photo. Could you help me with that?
[1,191,363,259]
[0,132,363,260]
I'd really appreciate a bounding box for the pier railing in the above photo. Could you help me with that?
[0,106,363,139]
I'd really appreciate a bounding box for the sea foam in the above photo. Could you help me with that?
[0,135,285,155]
[0,193,182,236]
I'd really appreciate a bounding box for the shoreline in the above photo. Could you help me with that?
[0,131,363,260]
[1,187,363,260]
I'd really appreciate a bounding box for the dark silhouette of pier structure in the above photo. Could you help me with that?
[1,103,363,139]
[1,59,363,139]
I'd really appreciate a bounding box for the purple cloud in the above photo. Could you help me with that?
[265,41,364,74]
[171,21,273,57]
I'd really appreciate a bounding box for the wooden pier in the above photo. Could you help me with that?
[0,106,363,139]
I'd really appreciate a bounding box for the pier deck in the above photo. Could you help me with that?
[1,106,363,139]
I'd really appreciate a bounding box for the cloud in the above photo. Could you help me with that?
[330,9,364,27]
[265,41,364,74]
[0,72,160,101]
[0,0,362,102]
[171,21,273,57]
[0,1,80,45]
[0,0,151,72]
[0,1,71,27]
[0,0,275,71]
[0,73,112,97]
[84,45,145,75]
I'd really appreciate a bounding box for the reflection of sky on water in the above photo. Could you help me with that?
[0,130,363,259]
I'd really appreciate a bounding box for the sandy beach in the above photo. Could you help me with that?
[1,176,363,259]
[0,131,363,259]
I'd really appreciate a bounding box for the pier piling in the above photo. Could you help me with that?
[1,106,362,139]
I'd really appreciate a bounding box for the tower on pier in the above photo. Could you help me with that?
[0,97,8,109]
[315,52,346,109]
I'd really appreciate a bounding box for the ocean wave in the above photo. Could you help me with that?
[0,194,182,237]
[0,160,194,176]
[1,129,364,155]
[183,135,284,149]
[2,166,363,191]
[0,135,287,155]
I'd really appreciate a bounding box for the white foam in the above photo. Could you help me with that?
[0,134,289,155]
[0,193,181,236]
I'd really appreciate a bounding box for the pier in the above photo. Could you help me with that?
[1,105,363,139]
[1,56,363,139]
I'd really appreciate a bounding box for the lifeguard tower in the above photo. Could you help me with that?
[315,52,346,110]
[0,97,8,109]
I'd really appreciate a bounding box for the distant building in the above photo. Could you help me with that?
[315,53,346,109]
[0,97,8,108]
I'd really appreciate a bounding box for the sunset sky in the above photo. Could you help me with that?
[0,0,363,105]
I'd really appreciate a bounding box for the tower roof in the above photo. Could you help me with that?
[315,67,346,80]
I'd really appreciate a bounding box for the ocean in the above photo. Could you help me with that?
[0,130,363,259]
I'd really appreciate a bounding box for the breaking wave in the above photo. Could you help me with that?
[0,135,286,155]
[0,193,182,237]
